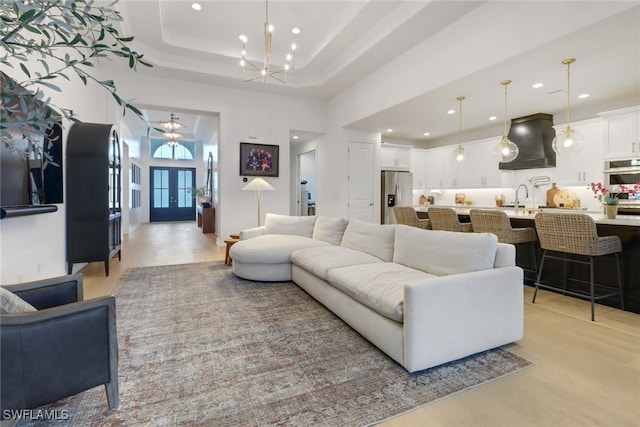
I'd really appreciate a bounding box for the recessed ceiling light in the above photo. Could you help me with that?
[532,83,544,89]
[292,135,299,139]
[191,3,202,11]
[489,116,497,121]
[291,28,300,35]
[423,132,430,136]
[447,109,455,114]
[578,93,590,99]
[386,129,393,132]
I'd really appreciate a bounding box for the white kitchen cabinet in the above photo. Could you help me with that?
[437,147,464,188]
[463,137,502,188]
[416,139,503,190]
[424,148,444,189]
[554,119,604,185]
[381,144,412,170]
[410,149,430,188]
[600,107,640,159]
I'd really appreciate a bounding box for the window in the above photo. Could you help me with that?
[150,138,196,160]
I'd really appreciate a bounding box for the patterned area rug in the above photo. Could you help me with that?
[20,262,531,426]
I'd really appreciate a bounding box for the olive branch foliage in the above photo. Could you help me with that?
[1,0,152,152]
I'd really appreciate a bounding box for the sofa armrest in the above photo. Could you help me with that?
[1,274,83,309]
[403,266,523,372]
[494,243,516,268]
[240,226,266,240]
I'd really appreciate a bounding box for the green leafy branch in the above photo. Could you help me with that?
[0,0,152,150]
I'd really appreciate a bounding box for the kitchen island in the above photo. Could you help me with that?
[416,205,640,314]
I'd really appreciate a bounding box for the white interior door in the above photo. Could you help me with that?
[348,141,375,222]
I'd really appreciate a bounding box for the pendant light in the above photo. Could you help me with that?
[493,80,519,162]
[451,96,469,165]
[552,58,583,155]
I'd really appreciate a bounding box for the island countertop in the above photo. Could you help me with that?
[413,204,640,314]
[413,205,640,227]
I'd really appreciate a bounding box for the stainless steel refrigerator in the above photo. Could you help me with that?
[381,171,413,224]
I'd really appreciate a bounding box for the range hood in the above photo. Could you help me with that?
[499,113,556,170]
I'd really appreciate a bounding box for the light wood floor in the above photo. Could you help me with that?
[81,222,640,427]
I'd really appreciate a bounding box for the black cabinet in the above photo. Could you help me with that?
[66,123,122,276]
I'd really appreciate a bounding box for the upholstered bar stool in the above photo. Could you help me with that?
[427,207,473,232]
[533,212,624,321]
[393,206,431,229]
[469,209,538,276]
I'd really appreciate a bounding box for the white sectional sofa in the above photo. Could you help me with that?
[230,213,523,372]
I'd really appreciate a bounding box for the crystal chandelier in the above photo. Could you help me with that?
[493,80,519,162]
[239,0,297,84]
[552,58,584,155]
[451,96,469,165]
[158,113,184,145]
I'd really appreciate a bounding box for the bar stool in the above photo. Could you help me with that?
[533,212,624,321]
[427,207,473,232]
[469,209,538,276]
[392,206,431,229]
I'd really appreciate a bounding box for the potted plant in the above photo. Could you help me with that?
[1,0,151,152]
[189,186,210,207]
[590,181,640,219]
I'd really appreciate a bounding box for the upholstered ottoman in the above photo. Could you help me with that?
[230,234,329,281]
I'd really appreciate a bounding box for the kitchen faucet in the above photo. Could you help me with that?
[514,184,529,215]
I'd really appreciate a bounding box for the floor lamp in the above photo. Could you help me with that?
[242,177,274,226]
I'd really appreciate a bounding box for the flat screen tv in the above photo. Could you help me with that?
[0,123,63,208]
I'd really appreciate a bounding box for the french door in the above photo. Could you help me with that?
[150,166,196,222]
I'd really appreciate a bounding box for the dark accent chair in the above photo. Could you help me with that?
[1,274,118,416]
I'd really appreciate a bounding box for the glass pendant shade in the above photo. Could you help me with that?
[493,136,519,162]
[552,126,584,155]
[451,96,468,166]
[553,58,583,155]
[493,79,518,163]
[451,144,469,164]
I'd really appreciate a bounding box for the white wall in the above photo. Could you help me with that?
[3,3,634,283]
[115,72,329,243]
[1,66,330,285]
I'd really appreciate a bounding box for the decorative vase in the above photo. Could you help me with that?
[604,204,618,219]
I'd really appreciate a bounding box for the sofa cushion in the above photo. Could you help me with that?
[230,234,329,264]
[264,213,317,238]
[312,216,348,245]
[291,246,383,280]
[0,287,37,314]
[393,225,498,276]
[341,220,396,262]
[326,263,436,322]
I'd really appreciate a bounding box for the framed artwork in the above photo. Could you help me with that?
[240,142,279,177]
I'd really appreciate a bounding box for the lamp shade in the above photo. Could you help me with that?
[242,177,274,191]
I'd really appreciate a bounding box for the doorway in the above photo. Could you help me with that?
[297,149,317,216]
[149,166,196,222]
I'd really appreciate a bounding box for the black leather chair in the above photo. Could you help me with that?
[1,274,118,416]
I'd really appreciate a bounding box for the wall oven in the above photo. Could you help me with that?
[604,159,640,215]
